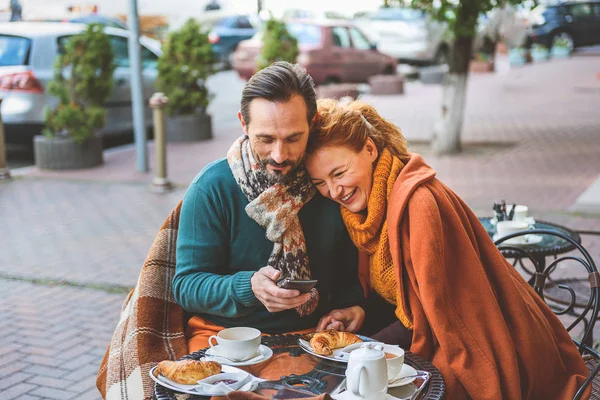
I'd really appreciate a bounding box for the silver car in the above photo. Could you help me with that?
[0,22,161,146]
[354,7,450,65]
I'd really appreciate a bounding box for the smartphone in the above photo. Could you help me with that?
[279,279,318,293]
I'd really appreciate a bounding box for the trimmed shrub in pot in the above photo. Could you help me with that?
[551,37,571,59]
[156,18,215,141]
[36,23,115,170]
[508,47,527,67]
[530,44,549,62]
[257,18,299,70]
[469,52,494,73]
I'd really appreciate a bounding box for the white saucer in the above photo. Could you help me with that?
[203,344,273,366]
[388,364,418,388]
[493,233,543,245]
[149,364,261,395]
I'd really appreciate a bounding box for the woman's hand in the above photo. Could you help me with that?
[316,306,366,333]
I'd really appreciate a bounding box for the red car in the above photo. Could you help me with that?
[232,20,397,85]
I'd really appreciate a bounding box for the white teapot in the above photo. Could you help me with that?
[345,343,388,400]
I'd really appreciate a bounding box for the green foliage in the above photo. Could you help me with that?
[411,0,524,39]
[532,43,548,51]
[44,23,115,144]
[553,37,570,48]
[258,18,299,70]
[156,18,215,116]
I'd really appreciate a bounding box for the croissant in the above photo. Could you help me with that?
[156,359,222,385]
[310,330,363,356]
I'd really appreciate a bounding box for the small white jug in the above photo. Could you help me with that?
[345,343,388,400]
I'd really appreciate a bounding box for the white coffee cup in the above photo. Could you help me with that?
[496,220,532,239]
[508,205,528,222]
[381,344,405,381]
[209,327,261,361]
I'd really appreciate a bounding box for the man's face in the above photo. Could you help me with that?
[239,95,310,178]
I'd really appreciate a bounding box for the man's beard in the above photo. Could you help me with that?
[260,156,303,185]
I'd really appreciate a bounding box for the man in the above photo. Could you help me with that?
[9,0,22,22]
[173,62,365,351]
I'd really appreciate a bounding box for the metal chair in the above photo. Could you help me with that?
[494,229,600,400]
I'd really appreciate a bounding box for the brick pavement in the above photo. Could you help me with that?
[1,53,600,398]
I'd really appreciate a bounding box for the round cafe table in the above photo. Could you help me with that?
[154,334,445,400]
[479,217,581,274]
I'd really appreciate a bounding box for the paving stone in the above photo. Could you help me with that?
[70,387,103,400]
[23,365,71,379]
[0,361,30,377]
[29,386,79,400]
[0,372,34,390]
[0,383,39,399]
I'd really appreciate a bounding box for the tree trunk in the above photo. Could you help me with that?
[431,4,477,155]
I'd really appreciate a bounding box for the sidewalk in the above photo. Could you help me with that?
[1,54,600,399]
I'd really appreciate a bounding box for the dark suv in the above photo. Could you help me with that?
[526,1,600,51]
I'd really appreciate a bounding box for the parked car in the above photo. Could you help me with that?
[525,1,600,52]
[208,15,258,66]
[232,20,397,85]
[282,9,349,21]
[0,22,161,146]
[353,7,450,65]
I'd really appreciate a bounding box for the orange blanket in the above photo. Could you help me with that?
[385,154,588,399]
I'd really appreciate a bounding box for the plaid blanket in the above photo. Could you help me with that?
[96,201,189,399]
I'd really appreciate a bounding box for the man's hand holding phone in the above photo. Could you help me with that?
[250,266,313,313]
[279,279,318,293]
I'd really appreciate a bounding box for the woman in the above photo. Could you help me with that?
[305,99,589,400]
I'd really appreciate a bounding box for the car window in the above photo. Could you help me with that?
[324,11,347,20]
[349,28,371,50]
[110,37,130,67]
[236,16,254,29]
[215,17,237,28]
[0,35,30,66]
[331,27,351,48]
[569,3,592,17]
[286,23,322,45]
[372,8,425,21]
[141,46,158,69]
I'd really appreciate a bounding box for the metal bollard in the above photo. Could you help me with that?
[149,92,172,193]
[0,98,12,181]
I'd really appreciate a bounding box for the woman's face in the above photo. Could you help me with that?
[305,139,378,213]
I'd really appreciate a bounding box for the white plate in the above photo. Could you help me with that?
[298,335,375,363]
[149,364,261,396]
[493,233,543,245]
[203,344,273,366]
[388,364,418,388]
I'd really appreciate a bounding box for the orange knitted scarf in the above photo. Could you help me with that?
[342,149,413,329]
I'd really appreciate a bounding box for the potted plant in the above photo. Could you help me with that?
[530,43,549,62]
[156,18,215,141]
[551,37,571,59]
[508,47,528,67]
[257,18,299,69]
[35,23,115,170]
[469,52,495,73]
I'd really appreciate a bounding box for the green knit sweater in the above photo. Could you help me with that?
[173,159,363,333]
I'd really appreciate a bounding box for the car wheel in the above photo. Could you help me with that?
[434,46,450,66]
[551,31,574,53]
[383,65,396,75]
[323,76,341,85]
